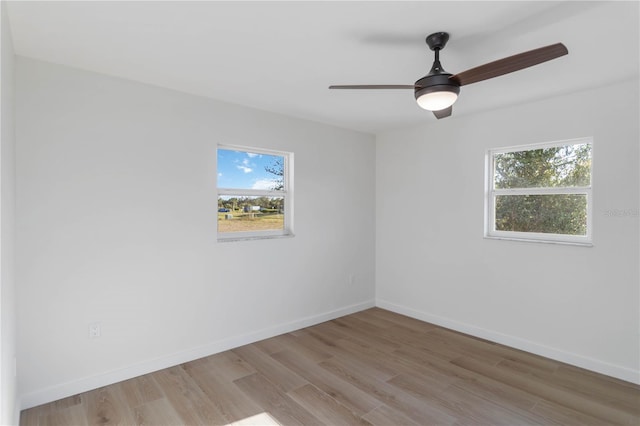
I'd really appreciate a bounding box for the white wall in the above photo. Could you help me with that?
[0,2,18,423]
[376,79,640,383]
[15,57,376,408]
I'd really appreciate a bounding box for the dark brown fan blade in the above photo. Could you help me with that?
[433,106,452,119]
[329,85,418,89]
[450,43,568,86]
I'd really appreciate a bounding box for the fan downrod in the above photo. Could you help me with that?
[426,32,450,51]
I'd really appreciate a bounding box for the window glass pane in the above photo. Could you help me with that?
[217,149,284,191]
[218,196,284,233]
[495,194,587,235]
[494,143,591,189]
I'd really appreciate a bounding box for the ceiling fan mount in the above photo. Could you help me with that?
[425,31,450,51]
[329,32,568,120]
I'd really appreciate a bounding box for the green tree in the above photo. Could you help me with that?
[494,144,591,235]
[265,158,284,191]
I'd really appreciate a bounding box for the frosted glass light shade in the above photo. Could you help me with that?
[416,91,458,111]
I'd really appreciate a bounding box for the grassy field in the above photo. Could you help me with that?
[218,212,284,233]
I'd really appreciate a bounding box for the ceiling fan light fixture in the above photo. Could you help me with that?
[416,89,458,111]
[414,79,460,111]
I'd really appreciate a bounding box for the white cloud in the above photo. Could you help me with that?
[236,157,255,173]
[218,172,222,177]
[252,179,279,190]
[247,153,260,158]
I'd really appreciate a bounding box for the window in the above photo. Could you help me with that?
[217,145,293,241]
[485,138,592,245]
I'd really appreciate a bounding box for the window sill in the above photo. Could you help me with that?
[217,232,295,243]
[484,235,593,247]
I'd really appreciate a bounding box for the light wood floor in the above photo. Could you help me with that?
[20,308,640,425]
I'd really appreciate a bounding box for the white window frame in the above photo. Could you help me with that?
[217,144,294,242]
[484,137,593,246]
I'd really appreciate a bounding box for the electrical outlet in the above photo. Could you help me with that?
[89,322,101,339]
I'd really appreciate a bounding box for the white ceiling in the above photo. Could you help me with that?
[6,1,639,134]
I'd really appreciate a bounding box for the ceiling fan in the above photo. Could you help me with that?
[329,32,568,119]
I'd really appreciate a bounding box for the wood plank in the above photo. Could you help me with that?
[132,398,183,426]
[181,361,263,424]
[319,356,458,425]
[427,327,541,369]
[530,399,615,426]
[39,405,88,426]
[361,404,422,426]
[114,373,164,409]
[332,338,400,381]
[498,358,640,417]
[266,332,333,363]
[49,394,83,412]
[228,412,281,425]
[449,371,540,412]
[253,334,290,356]
[331,316,403,352]
[288,383,372,425]
[19,406,42,426]
[304,320,352,343]
[153,365,228,425]
[417,328,504,366]
[232,344,308,393]
[189,350,256,382]
[557,364,640,394]
[84,386,135,425]
[453,356,636,425]
[389,373,547,425]
[362,307,438,333]
[271,349,381,416]
[348,309,399,329]
[392,344,482,382]
[20,394,83,426]
[291,329,341,355]
[334,336,454,388]
[335,314,501,367]
[391,339,541,412]
[233,373,321,426]
[549,365,640,414]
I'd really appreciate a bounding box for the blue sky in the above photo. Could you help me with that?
[217,149,282,190]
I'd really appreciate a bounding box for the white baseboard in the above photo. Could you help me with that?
[376,299,640,385]
[20,299,375,410]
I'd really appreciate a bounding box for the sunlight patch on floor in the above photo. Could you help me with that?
[226,412,281,425]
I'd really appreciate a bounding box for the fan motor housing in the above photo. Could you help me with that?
[414,73,460,100]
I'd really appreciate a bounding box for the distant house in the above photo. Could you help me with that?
[243,205,261,213]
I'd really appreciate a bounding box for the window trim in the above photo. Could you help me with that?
[484,137,593,246]
[216,144,294,242]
